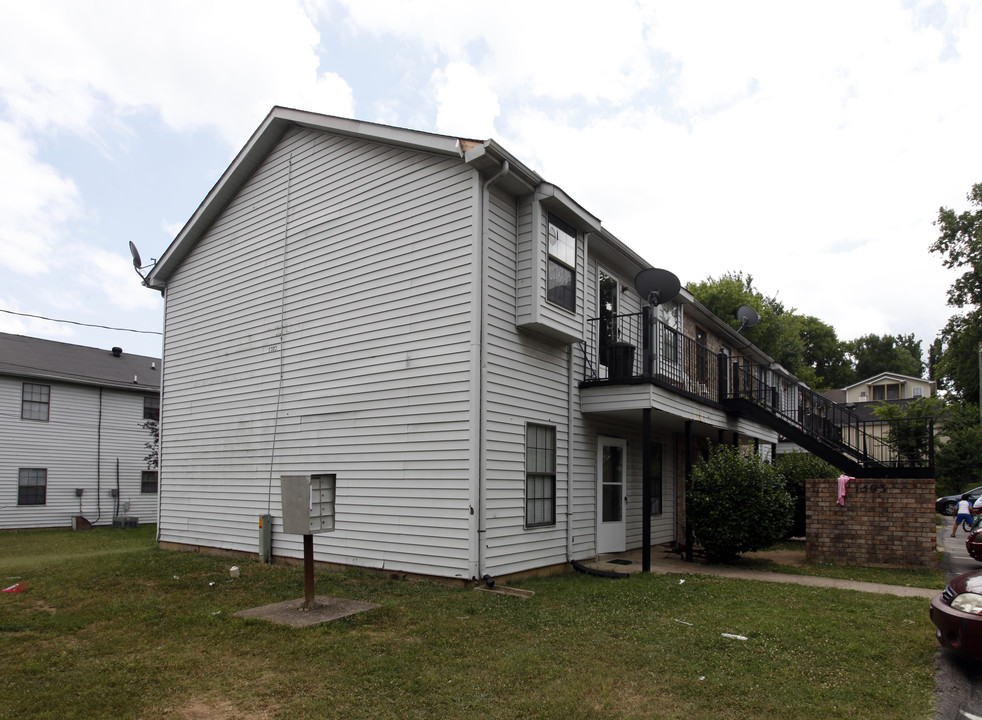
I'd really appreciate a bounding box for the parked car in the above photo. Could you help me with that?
[936,486,982,516]
[968,528,982,562]
[931,568,982,660]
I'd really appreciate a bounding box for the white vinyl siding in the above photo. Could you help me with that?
[483,185,572,576]
[158,127,479,579]
[0,376,157,529]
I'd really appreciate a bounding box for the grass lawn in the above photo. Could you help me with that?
[0,525,938,719]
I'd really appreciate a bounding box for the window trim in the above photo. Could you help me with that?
[141,470,159,494]
[525,423,557,528]
[18,468,47,506]
[143,395,160,421]
[546,213,577,312]
[21,382,50,422]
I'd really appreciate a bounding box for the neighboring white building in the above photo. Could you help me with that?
[840,372,937,404]
[144,107,872,582]
[0,333,161,529]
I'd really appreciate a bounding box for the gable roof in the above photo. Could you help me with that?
[0,333,160,392]
[147,107,475,289]
[842,371,935,392]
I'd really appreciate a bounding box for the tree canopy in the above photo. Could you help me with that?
[686,272,923,390]
[930,182,982,403]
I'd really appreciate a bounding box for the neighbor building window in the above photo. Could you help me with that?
[525,424,557,527]
[547,213,576,311]
[18,468,47,505]
[141,471,158,494]
[872,383,900,401]
[143,395,159,421]
[21,383,50,421]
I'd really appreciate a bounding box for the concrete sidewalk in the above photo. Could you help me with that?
[584,543,941,599]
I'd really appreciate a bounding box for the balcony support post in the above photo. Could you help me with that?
[642,408,652,573]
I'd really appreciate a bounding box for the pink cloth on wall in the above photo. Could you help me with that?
[837,474,854,505]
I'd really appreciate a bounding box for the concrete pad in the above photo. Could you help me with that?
[234,596,381,628]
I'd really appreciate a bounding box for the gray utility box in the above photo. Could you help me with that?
[281,474,336,535]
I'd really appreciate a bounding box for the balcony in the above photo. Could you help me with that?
[581,311,934,478]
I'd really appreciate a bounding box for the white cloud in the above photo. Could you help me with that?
[432,62,499,137]
[0,0,355,145]
[0,121,81,275]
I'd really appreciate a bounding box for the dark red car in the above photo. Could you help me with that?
[969,529,982,562]
[931,568,982,660]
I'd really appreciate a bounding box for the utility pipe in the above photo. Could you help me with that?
[474,160,509,580]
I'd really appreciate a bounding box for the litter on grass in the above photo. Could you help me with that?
[721,633,748,641]
[673,619,693,626]
[2,582,26,593]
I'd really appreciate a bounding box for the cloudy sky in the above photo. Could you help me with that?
[1,0,980,364]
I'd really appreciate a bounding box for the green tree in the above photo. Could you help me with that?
[688,444,792,562]
[687,272,847,388]
[871,396,943,467]
[931,182,982,403]
[935,403,982,495]
[846,333,923,379]
[773,452,838,539]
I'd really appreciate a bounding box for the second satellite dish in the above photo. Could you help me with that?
[634,268,681,306]
[736,305,761,332]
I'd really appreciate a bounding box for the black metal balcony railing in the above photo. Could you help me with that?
[582,312,934,476]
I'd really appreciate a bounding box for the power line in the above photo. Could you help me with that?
[0,308,162,335]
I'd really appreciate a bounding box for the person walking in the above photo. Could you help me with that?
[952,494,974,537]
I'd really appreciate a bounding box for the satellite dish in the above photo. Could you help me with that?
[736,305,761,332]
[634,268,681,307]
[129,241,143,271]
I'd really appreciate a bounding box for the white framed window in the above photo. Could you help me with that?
[525,424,557,527]
[21,383,50,421]
[141,471,158,494]
[547,213,576,311]
[18,468,47,505]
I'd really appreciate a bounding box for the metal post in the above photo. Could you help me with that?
[642,408,652,573]
[301,533,318,611]
[642,305,652,377]
[684,420,693,563]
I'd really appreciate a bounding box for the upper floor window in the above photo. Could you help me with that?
[21,383,50,421]
[143,395,160,421]
[872,383,900,401]
[18,468,47,505]
[547,213,576,312]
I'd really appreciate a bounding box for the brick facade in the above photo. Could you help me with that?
[805,476,936,568]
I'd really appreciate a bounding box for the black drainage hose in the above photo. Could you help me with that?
[570,560,629,579]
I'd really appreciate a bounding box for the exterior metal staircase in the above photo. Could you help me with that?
[723,359,934,479]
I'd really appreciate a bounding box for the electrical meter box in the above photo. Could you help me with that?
[280,474,336,535]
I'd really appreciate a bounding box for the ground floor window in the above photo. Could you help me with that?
[18,468,47,505]
[141,470,158,494]
[526,424,557,527]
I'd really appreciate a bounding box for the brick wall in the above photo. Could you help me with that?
[805,476,936,568]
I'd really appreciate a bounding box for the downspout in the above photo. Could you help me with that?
[568,233,590,562]
[475,159,509,581]
[156,283,167,543]
[95,388,103,525]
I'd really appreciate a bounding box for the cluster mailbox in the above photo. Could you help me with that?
[280,474,336,535]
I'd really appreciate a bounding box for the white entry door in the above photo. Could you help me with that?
[597,436,627,553]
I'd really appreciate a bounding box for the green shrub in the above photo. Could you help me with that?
[773,451,838,538]
[688,444,792,562]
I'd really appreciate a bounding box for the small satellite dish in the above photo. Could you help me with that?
[129,241,143,271]
[634,268,681,307]
[736,305,761,332]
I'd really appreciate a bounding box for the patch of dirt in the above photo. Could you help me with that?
[171,698,270,720]
[742,548,807,566]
